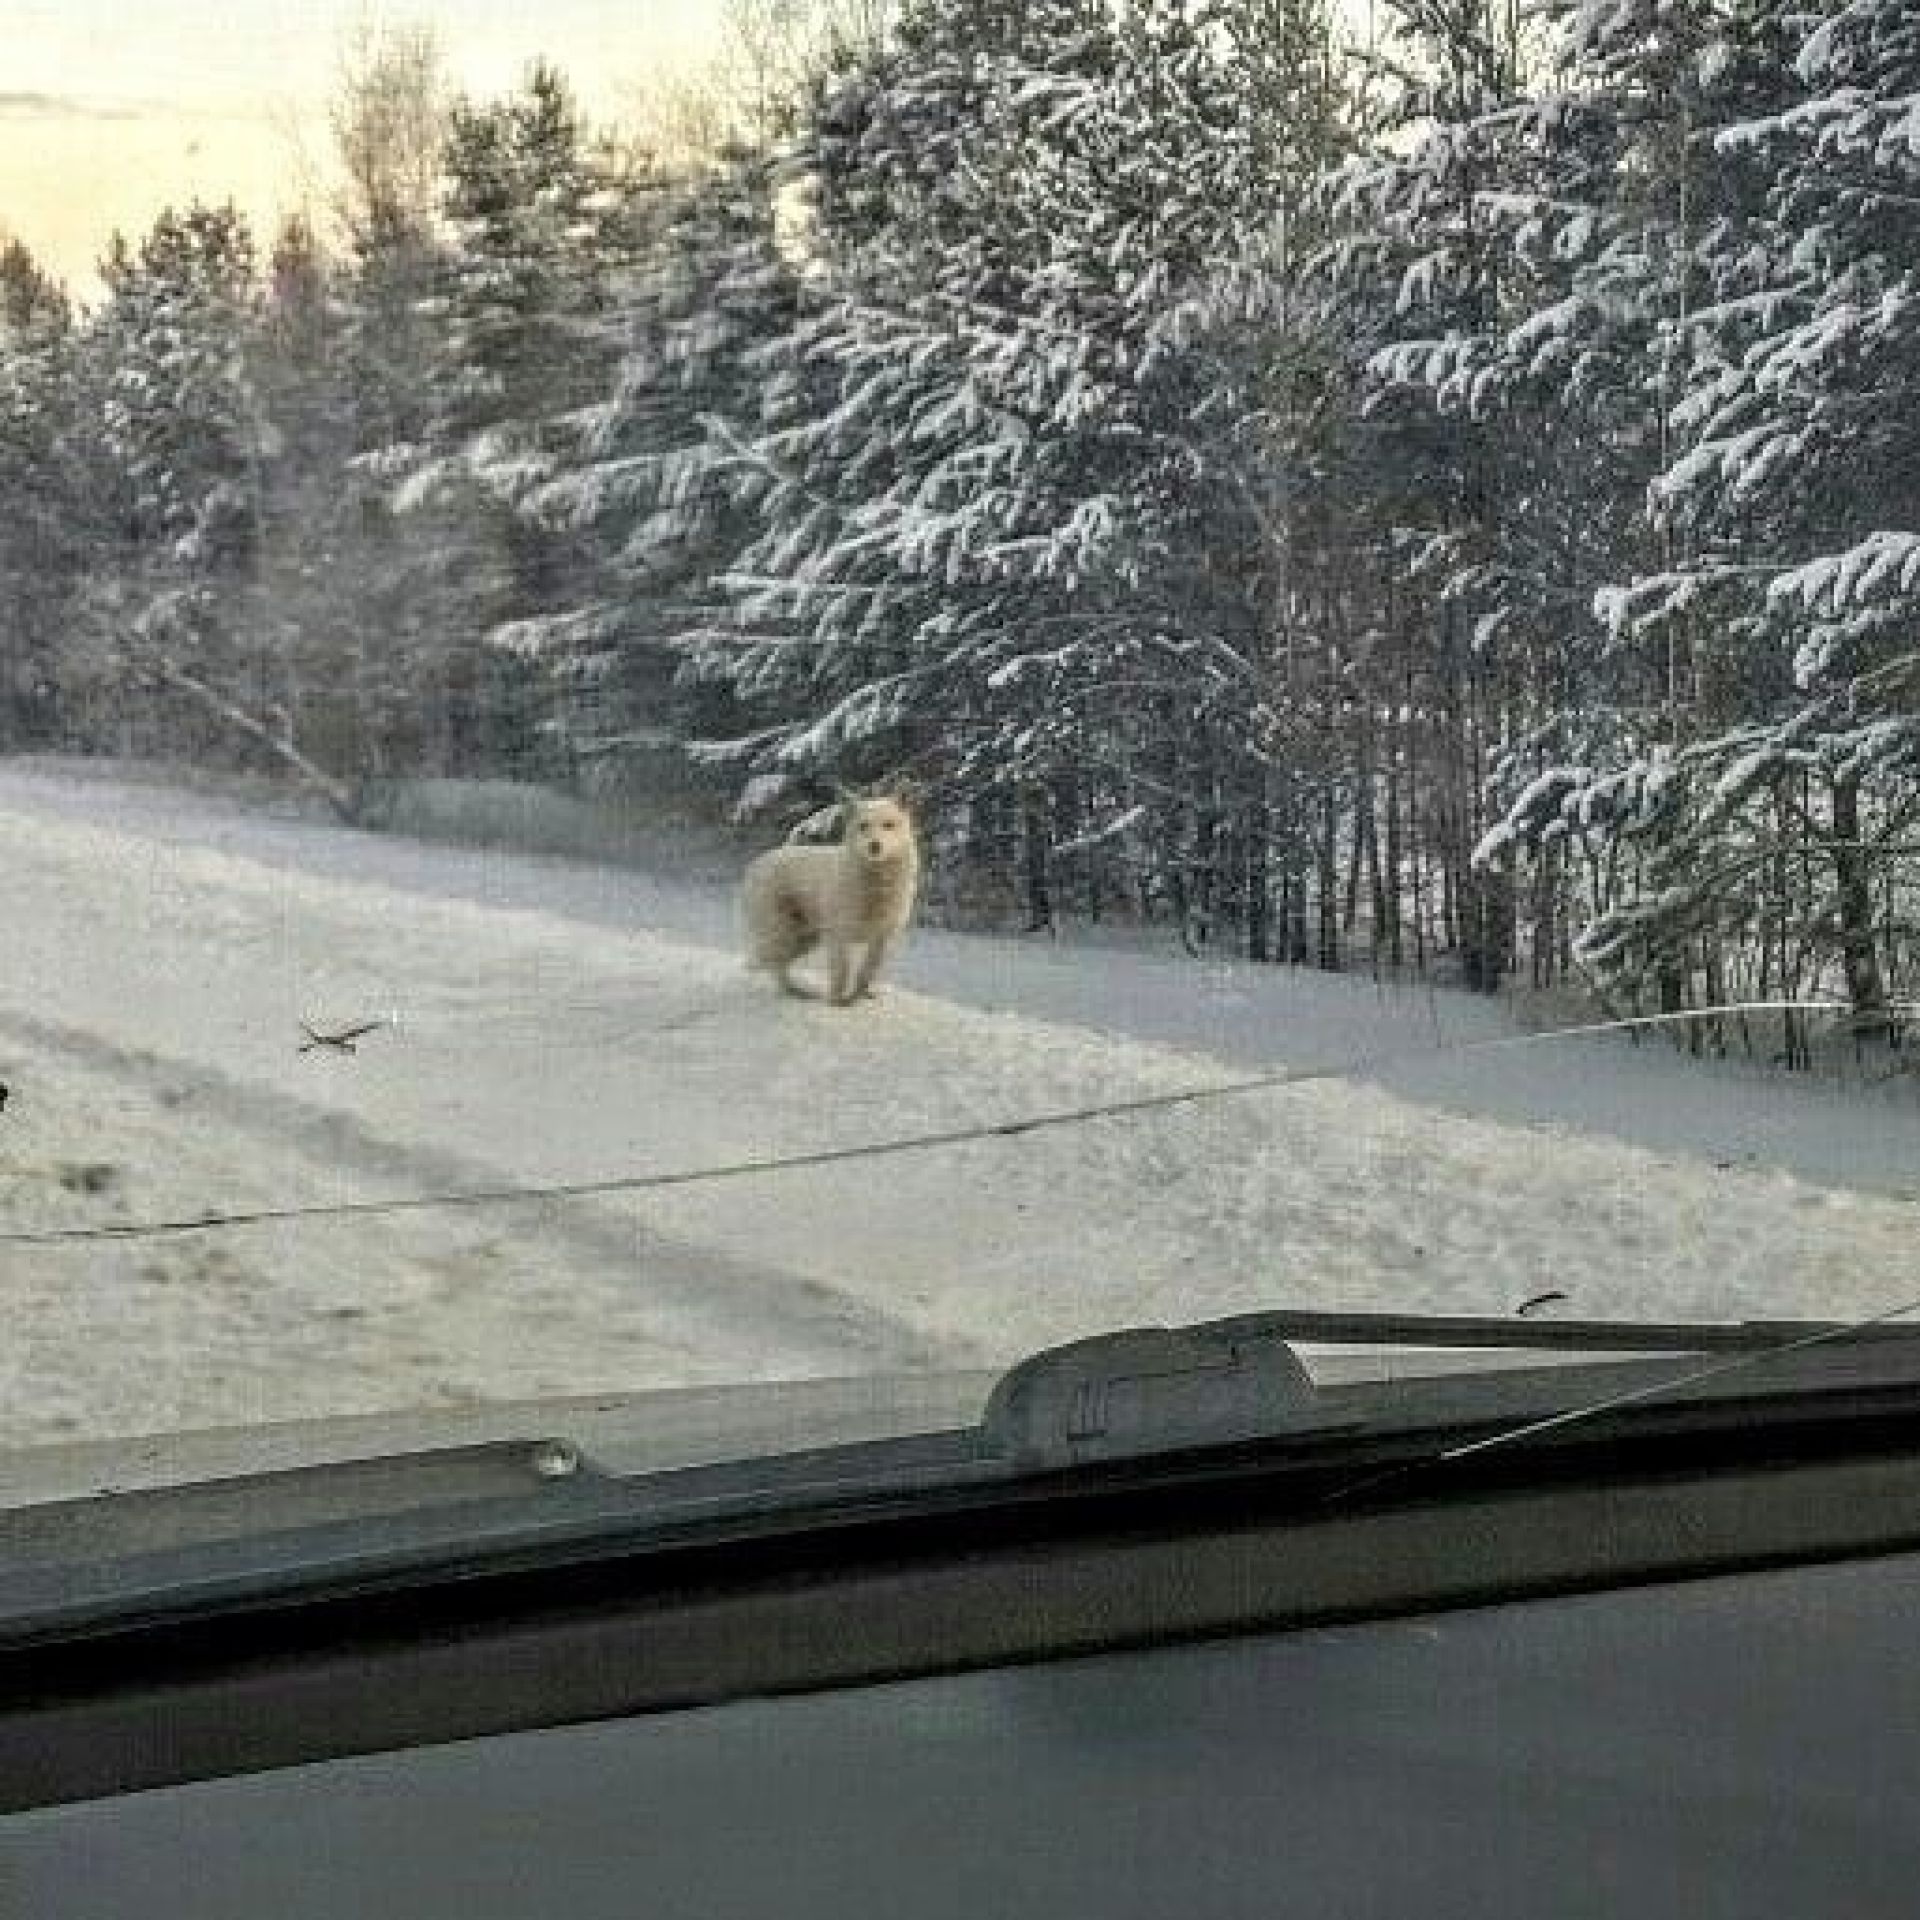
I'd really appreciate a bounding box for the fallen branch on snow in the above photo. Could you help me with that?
[149,659,358,822]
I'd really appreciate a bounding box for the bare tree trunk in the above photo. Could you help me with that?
[1317,786,1340,970]
[1457,864,1512,993]
[1244,773,1271,962]
[1383,729,1404,970]
[1343,790,1367,933]
[1832,771,1890,1034]
[1021,789,1054,934]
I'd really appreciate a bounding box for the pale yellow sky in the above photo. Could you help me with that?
[0,3,727,295]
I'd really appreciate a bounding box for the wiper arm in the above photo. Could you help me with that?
[985,1321,1326,1470]
[1154,1307,1920,1356]
[14,1310,1920,1650]
[980,1307,1920,1473]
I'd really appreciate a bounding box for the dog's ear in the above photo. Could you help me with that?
[884,774,925,810]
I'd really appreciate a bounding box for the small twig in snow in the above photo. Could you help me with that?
[298,1018,388,1056]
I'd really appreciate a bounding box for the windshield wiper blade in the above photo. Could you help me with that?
[0,1425,1005,1652]
[1169,1307,1920,1355]
[979,1308,1920,1473]
[14,1311,1920,1650]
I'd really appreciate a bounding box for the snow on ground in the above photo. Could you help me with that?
[0,757,1917,1450]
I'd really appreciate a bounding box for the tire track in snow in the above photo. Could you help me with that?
[0,1007,965,1381]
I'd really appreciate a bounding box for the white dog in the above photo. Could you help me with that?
[742,795,922,1005]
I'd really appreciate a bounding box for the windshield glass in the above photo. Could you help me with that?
[1,0,1916,1468]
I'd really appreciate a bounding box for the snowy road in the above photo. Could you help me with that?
[1,760,1918,1448]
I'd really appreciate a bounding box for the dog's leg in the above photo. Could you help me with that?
[828,939,856,1007]
[851,936,892,1000]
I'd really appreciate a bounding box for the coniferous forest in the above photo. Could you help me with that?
[3,0,1917,1040]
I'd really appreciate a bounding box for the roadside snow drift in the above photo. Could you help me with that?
[0,764,1915,1448]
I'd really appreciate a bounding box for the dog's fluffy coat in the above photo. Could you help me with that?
[742,797,921,1004]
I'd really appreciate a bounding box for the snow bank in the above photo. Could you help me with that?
[0,761,1915,1449]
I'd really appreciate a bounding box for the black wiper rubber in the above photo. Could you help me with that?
[1176,1307,1910,1354]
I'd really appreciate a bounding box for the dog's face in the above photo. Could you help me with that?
[845,796,914,866]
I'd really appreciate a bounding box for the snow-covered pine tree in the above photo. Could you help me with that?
[681,0,1360,948]
[1113,0,1358,961]
[1314,0,1554,986]
[227,214,403,806]
[0,239,79,743]
[1338,0,1809,998]
[501,146,800,786]
[0,238,67,342]
[331,182,505,782]
[1638,0,1919,1028]
[370,62,628,778]
[69,204,275,766]
[675,0,1138,845]
[1480,0,1919,1031]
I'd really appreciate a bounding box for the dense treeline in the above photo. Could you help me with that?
[1,0,1916,1035]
